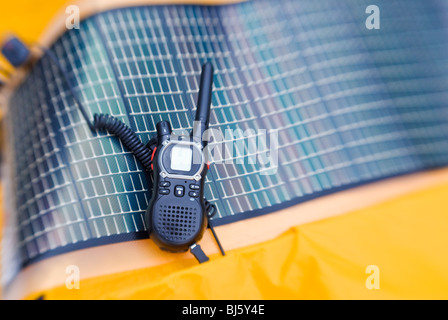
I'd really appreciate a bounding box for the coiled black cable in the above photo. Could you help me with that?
[38,46,154,172]
[93,114,153,171]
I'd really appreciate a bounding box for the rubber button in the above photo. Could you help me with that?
[189,191,199,198]
[159,181,171,187]
[174,185,185,197]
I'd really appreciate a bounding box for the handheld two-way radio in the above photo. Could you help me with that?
[91,63,223,262]
[1,35,224,263]
[146,63,213,257]
[95,62,224,262]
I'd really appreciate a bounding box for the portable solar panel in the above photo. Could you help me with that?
[3,0,448,275]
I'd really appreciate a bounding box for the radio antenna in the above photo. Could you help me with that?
[192,62,214,145]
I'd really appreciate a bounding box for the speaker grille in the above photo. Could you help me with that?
[155,204,198,242]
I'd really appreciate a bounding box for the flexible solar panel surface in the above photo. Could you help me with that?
[5,0,448,267]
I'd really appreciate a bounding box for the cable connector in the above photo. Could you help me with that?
[190,243,209,264]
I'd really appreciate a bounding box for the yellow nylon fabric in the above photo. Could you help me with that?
[0,0,72,72]
[27,181,448,300]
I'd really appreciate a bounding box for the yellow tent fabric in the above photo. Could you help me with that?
[26,181,448,300]
[2,0,448,300]
[0,0,72,74]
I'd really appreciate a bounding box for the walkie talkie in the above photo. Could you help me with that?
[146,63,215,261]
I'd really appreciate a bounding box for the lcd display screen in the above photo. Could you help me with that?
[170,144,193,172]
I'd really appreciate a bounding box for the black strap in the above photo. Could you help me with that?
[205,201,225,256]
[190,244,209,263]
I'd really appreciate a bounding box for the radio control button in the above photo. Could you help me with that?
[174,185,185,197]
[189,184,200,190]
[159,181,171,187]
[189,191,199,198]
[159,189,170,195]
